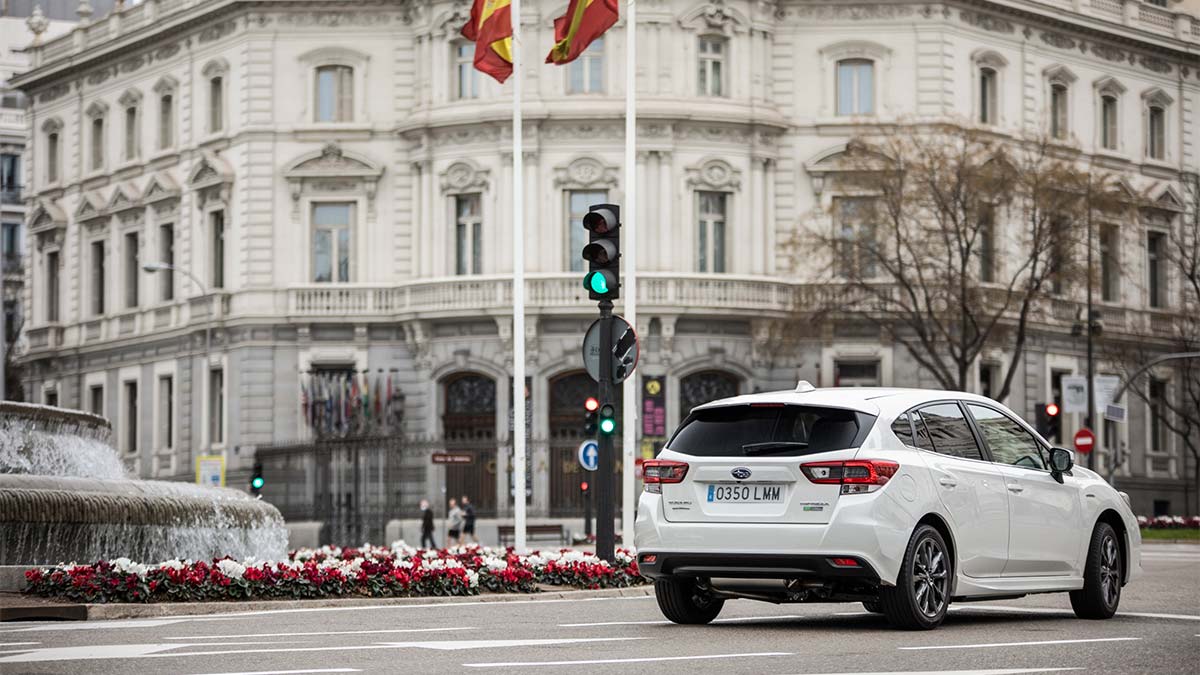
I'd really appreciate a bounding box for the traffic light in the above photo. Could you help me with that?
[584,396,599,435]
[250,461,264,496]
[580,480,590,494]
[581,204,620,301]
[1035,403,1061,442]
[598,402,616,435]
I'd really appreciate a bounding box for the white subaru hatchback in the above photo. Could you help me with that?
[634,384,1141,630]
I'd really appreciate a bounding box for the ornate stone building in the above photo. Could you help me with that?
[12,0,1200,518]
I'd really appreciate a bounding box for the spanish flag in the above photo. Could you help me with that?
[546,0,619,65]
[461,0,514,83]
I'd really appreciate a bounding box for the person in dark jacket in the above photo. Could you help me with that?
[419,499,436,549]
[461,495,477,544]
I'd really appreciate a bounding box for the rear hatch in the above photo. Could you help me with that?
[658,403,876,524]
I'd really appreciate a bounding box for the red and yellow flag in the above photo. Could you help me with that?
[545,0,619,65]
[461,0,514,83]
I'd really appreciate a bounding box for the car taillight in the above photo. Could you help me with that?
[800,460,899,494]
[643,459,688,494]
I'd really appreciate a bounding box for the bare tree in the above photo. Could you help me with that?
[799,124,1125,403]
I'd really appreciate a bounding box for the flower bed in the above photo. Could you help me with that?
[23,543,645,604]
[1137,515,1200,529]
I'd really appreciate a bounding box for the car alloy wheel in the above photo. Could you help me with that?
[1100,533,1120,609]
[912,537,948,618]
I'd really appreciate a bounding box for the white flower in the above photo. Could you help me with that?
[157,559,185,571]
[216,559,246,580]
[111,557,150,577]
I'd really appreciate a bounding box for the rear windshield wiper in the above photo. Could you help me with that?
[742,441,808,456]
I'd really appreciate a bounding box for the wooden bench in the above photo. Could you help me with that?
[497,524,567,548]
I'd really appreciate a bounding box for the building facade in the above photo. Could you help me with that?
[12,0,1200,519]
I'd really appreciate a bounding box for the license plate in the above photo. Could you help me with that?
[707,484,783,503]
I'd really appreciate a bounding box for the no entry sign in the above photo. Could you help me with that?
[1073,428,1095,454]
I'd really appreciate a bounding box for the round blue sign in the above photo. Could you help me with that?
[577,440,599,472]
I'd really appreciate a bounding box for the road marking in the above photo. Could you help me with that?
[177,595,653,622]
[772,662,1084,667]
[166,626,475,640]
[0,642,40,646]
[187,670,362,675]
[0,637,646,664]
[778,669,1082,675]
[462,651,793,668]
[950,605,1200,621]
[901,637,1141,651]
[0,642,304,663]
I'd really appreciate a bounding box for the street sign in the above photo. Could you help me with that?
[1074,427,1095,454]
[432,453,474,465]
[1105,403,1127,423]
[583,315,639,384]
[195,455,225,488]
[578,440,599,472]
[1062,376,1088,414]
[1094,375,1121,411]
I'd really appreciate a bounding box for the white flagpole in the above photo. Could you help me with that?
[511,0,527,554]
[620,0,637,551]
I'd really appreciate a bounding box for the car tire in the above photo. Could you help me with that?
[1070,522,1122,620]
[879,524,951,630]
[862,600,882,614]
[655,577,724,625]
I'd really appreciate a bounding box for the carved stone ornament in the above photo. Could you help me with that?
[37,84,69,104]
[686,158,742,190]
[960,10,1015,34]
[189,152,234,210]
[104,184,142,215]
[1040,31,1076,50]
[784,4,914,20]
[74,192,108,227]
[1091,43,1127,63]
[680,1,750,34]
[1139,56,1172,75]
[553,157,620,190]
[27,200,67,236]
[440,160,490,192]
[197,20,237,44]
[141,172,181,204]
[284,143,384,217]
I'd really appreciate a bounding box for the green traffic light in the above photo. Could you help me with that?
[599,418,616,434]
[251,477,264,489]
[588,272,609,294]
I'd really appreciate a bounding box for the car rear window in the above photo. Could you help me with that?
[666,404,874,457]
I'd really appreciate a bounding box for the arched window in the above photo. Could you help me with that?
[154,76,178,150]
[680,370,740,416]
[118,90,142,161]
[836,59,874,115]
[315,65,354,122]
[85,101,108,171]
[442,373,496,441]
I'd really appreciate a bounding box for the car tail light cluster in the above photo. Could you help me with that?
[642,459,688,494]
[800,460,899,494]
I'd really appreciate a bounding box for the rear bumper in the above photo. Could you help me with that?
[634,489,917,586]
[637,551,881,583]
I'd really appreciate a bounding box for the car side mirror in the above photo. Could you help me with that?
[1049,447,1073,483]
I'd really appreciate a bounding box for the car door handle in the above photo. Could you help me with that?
[938,478,957,488]
[1007,484,1024,494]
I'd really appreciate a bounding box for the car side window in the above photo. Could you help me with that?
[967,404,1048,470]
[916,403,984,461]
[891,413,915,445]
[912,412,936,452]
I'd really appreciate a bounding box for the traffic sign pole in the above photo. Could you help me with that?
[596,300,616,563]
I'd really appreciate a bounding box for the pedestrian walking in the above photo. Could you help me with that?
[419,499,437,550]
[446,498,465,547]
[461,495,478,544]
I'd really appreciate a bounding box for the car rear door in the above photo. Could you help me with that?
[964,403,1084,577]
[657,403,873,525]
[910,402,1010,578]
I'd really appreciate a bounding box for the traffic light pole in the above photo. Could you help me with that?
[596,299,616,563]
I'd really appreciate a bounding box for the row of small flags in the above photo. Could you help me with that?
[300,370,404,436]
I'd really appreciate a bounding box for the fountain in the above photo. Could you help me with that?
[0,402,286,566]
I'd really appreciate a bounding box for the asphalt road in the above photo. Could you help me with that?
[0,545,1196,675]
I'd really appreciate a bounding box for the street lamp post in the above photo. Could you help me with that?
[143,261,213,471]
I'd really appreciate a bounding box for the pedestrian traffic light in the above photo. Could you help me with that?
[1035,403,1061,441]
[598,402,616,435]
[250,461,264,496]
[584,396,599,435]
[581,204,620,301]
[580,480,589,493]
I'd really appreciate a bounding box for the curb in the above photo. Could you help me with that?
[2,585,654,622]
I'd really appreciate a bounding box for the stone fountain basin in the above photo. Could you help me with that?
[0,474,286,566]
